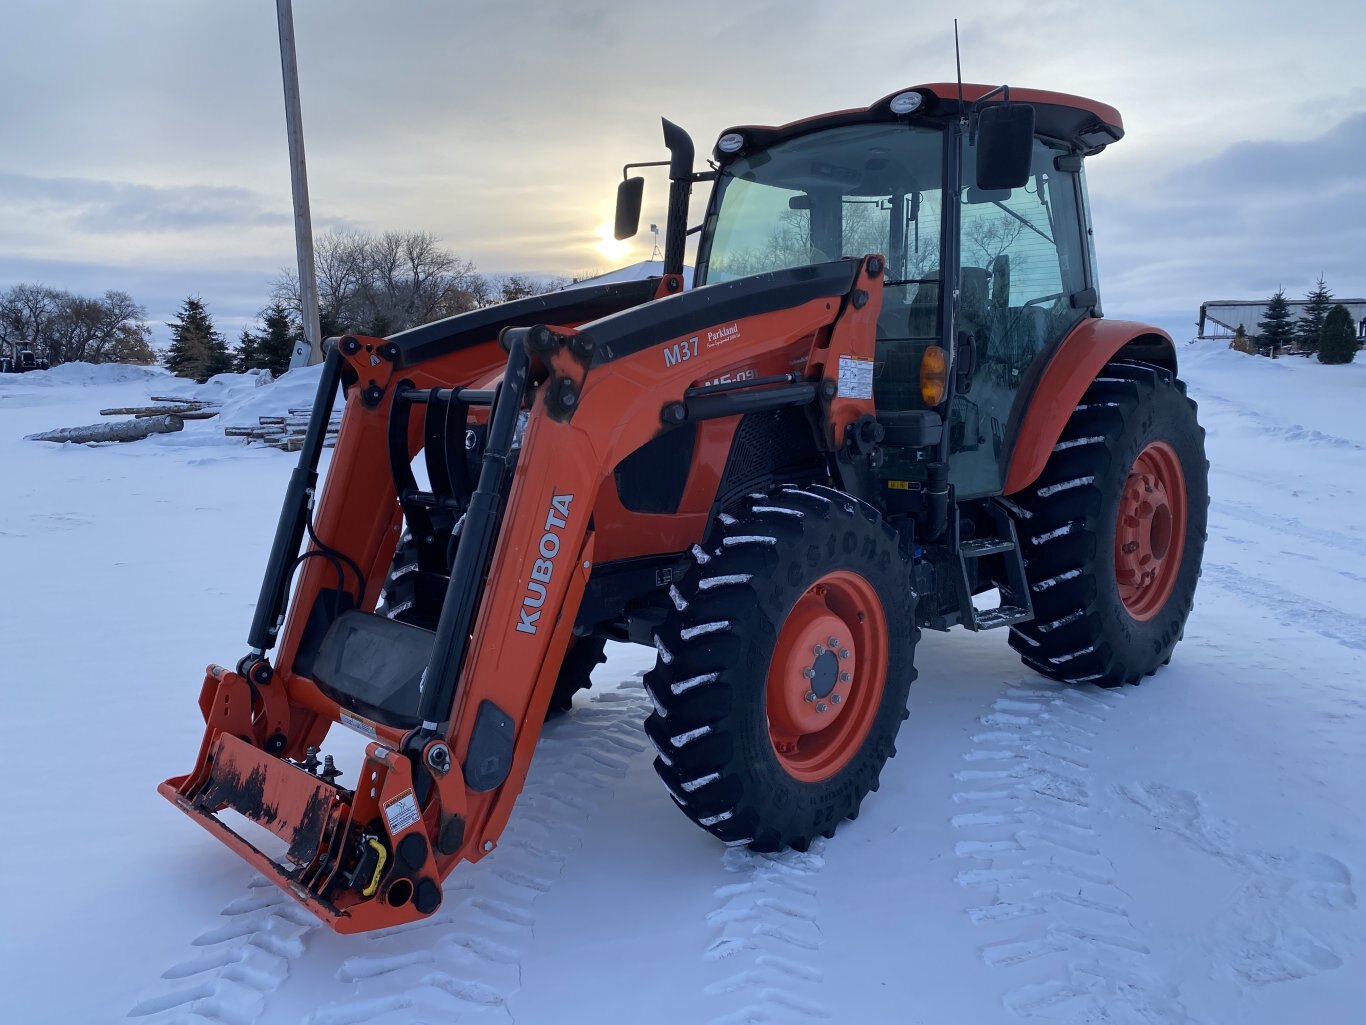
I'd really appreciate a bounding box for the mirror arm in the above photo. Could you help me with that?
[622,159,669,180]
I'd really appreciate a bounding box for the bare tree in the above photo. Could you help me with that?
[272,229,488,336]
[962,213,1025,270]
[488,273,568,305]
[0,284,152,365]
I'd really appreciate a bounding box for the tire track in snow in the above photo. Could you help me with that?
[304,682,653,1024]
[1113,782,1356,988]
[951,681,1192,1021]
[1210,498,1366,560]
[1196,389,1366,453]
[1202,562,1366,651]
[702,842,830,1024]
[127,879,317,1025]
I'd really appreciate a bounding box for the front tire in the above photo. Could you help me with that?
[644,486,917,852]
[1005,361,1208,686]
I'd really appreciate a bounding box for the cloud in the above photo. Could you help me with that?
[1090,110,1366,337]
[0,171,289,234]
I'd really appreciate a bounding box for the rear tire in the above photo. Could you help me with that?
[545,633,606,715]
[644,486,917,852]
[1005,360,1208,686]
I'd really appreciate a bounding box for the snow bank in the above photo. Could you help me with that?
[0,361,173,388]
[1182,339,1365,447]
[211,363,334,432]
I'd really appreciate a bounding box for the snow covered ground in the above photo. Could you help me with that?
[1,344,1362,1024]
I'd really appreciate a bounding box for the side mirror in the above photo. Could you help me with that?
[975,103,1035,191]
[614,177,644,240]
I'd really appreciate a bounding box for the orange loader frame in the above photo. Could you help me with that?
[161,257,886,932]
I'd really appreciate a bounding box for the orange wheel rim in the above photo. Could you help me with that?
[1114,441,1187,621]
[764,570,888,782]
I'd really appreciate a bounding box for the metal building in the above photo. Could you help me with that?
[1198,299,1366,341]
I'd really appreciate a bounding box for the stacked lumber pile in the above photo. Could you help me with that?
[99,395,222,421]
[223,407,342,452]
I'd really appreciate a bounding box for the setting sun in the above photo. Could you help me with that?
[593,224,634,265]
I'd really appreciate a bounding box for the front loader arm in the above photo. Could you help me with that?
[161,258,885,933]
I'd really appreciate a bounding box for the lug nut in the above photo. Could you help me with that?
[483,840,495,852]
[803,667,816,679]
[840,671,851,682]
[827,636,840,648]
[816,702,829,713]
[831,694,843,705]
[839,649,851,660]
[804,691,816,702]
[812,645,824,657]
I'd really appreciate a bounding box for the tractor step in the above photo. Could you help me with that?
[960,536,1016,557]
[972,605,1032,630]
[955,502,1035,632]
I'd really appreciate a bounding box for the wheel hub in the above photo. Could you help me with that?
[1114,441,1187,621]
[764,572,887,783]
[810,649,839,698]
[768,601,855,739]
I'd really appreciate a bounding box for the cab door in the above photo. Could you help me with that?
[949,137,1093,498]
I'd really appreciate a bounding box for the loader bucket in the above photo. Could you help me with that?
[160,666,446,934]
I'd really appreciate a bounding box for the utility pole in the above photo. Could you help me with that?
[276,0,322,366]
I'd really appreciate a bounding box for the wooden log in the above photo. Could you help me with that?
[133,408,219,420]
[100,404,209,416]
[224,427,258,437]
[258,415,287,425]
[27,414,184,444]
[149,394,214,405]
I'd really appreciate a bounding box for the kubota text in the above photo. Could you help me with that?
[516,493,575,635]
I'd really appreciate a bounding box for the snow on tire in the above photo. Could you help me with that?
[1006,360,1209,686]
[644,486,917,852]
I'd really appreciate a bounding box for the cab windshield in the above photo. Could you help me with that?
[696,123,946,288]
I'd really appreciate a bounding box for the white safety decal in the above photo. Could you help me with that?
[382,788,422,835]
[838,355,874,399]
[339,710,378,740]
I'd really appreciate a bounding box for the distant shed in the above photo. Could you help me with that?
[1199,298,1366,340]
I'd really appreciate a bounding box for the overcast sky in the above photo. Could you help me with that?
[3,0,1364,346]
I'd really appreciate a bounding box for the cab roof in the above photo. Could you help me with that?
[714,83,1124,160]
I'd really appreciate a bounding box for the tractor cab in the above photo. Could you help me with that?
[621,84,1123,499]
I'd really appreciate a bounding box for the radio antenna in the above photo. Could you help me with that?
[954,19,966,123]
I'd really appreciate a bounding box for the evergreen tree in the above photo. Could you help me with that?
[164,296,229,381]
[1318,304,1357,365]
[233,328,261,373]
[1229,324,1255,354]
[256,300,298,377]
[1294,275,1333,356]
[1256,288,1295,357]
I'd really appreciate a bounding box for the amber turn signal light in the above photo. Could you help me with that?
[920,345,948,406]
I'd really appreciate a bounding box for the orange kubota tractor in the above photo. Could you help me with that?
[162,83,1207,932]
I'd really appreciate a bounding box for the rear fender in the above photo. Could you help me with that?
[1003,319,1175,495]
